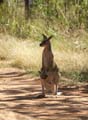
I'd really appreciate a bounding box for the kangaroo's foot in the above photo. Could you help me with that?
[35,93,45,98]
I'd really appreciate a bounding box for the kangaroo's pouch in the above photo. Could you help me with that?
[44,70,60,93]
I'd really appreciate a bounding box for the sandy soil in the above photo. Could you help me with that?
[0,68,88,120]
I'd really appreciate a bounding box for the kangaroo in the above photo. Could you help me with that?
[39,34,60,97]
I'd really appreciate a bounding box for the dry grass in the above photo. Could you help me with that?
[54,51,88,72]
[0,34,42,70]
[0,34,88,80]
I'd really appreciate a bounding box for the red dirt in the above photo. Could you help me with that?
[0,68,88,120]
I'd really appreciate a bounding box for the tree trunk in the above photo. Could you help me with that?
[0,0,4,4]
[64,1,67,16]
[24,0,30,20]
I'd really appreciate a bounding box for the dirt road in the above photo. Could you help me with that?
[0,68,88,120]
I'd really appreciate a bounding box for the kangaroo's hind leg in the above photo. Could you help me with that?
[35,79,45,98]
[53,72,59,95]
[41,79,45,97]
[53,83,58,95]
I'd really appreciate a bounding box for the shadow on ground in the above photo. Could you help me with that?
[0,68,88,120]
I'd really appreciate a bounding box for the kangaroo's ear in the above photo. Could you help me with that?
[42,34,47,40]
[48,35,53,41]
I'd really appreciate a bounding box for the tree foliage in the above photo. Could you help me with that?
[0,0,88,37]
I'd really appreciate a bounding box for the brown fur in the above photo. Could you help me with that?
[39,35,60,96]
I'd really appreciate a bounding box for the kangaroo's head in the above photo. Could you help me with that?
[40,34,53,47]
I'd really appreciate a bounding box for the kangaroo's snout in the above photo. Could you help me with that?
[40,43,43,47]
[40,43,42,47]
